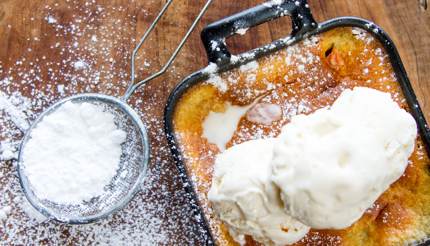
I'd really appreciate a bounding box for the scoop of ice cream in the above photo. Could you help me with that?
[208,139,310,245]
[271,87,417,229]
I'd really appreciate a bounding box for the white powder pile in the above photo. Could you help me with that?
[22,101,127,204]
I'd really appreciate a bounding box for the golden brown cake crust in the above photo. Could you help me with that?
[173,27,430,245]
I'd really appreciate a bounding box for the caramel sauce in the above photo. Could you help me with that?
[173,27,430,245]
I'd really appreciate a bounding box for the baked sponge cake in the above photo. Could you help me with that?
[172,27,430,245]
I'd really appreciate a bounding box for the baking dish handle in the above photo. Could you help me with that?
[201,0,317,65]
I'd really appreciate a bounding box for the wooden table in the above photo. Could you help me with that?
[0,0,428,244]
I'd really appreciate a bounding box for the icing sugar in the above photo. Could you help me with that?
[22,101,126,204]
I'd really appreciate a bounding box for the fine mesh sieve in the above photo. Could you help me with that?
[17,0,213,224]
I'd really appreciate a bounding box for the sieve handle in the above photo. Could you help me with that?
[201,0,316,65]
[123,0,214,100]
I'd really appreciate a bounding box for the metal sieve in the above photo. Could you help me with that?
[17,0,213,224]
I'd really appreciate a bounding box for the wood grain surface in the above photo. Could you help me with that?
[0,0,428,244]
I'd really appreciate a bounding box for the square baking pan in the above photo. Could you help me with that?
[164,0,430,244]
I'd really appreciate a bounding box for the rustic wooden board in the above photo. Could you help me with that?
[0,0,428,244]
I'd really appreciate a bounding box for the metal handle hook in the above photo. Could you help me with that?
[122,0,214,101]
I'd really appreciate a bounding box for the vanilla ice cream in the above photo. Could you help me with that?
[272,87,417,229]
[208,87,417,243]
[208,139,310,246]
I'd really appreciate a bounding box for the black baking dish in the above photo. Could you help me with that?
[164,0,430,244]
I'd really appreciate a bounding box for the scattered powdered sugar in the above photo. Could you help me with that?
[236,28,248,36]
[263,0,284,7]
[0,141,18,161]
[0,1,210,244]
[0,91,31,131]
[202,62,218,74]
[297,64,305,72]
[207,74,228,92]
[239,60,259,73]
[352,27,374,44]
[210,40,218,51]
[230,55,240,63]
[57,84,65,94]
[14,196,47,224]
[0,91,33,163]
[73,60,88,70]
[0,206,11,221]
[46,15,57,24]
